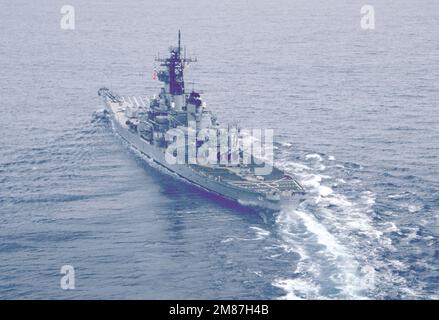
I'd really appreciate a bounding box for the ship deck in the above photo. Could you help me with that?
[190,164,304,193]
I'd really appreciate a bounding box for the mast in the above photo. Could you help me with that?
[155,31,197,109]
[178,29,181,54]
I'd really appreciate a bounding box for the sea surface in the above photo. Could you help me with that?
[0,0,438,299]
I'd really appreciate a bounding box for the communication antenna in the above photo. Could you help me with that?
[178,29,181,53]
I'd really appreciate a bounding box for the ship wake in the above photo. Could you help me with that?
[271,143,415,299]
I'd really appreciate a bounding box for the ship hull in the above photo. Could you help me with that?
[104,104,291,210]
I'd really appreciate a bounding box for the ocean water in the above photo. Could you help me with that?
[0,0,438,299]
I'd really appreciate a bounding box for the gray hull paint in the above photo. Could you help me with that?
[109,112,281,209]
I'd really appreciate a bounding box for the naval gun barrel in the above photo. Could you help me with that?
[98,87,122,103]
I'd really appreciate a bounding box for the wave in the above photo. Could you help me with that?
[269,146,431,299]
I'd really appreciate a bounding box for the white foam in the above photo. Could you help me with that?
[294,210,345,258]
[301,174,322,189]
[407,204,422,213]
[223,226,271,242]
[328,194,353,207]
[271,150,428,299]
[273,278,322,300]
[278,161,311,172]
[383,222,399,233]
[388,259,407,271]
[252,270,263,277]
[275,207,373,299]
[405,227,420,242]
[306,153,323,161]
[318,185,333,197]
[361,191,376,205]
[249,226,271,239]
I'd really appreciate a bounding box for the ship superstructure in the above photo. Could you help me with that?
[98,31,304,209]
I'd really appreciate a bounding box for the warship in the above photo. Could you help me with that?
[98,31,304,209]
